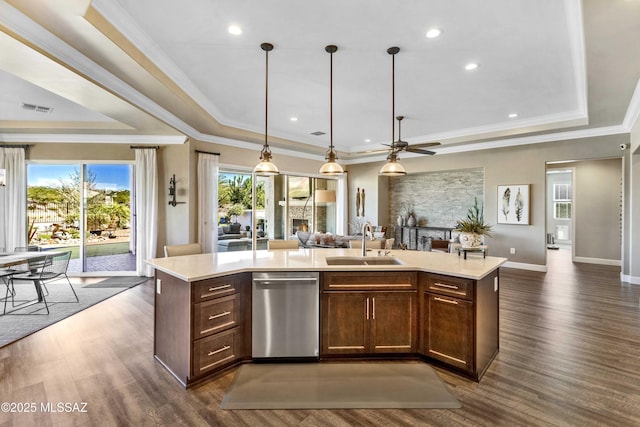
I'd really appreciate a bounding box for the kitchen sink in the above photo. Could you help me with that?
[325,256,404,266]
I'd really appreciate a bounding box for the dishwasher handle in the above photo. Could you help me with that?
[253,277,318,284]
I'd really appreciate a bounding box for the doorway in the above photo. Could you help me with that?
[545,158,623,268]
[27,163,135,273]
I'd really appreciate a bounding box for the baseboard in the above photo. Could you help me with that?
[620,273,640,285]
[502,261,547,272]
[574,256,621,267]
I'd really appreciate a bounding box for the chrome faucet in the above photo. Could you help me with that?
[361,222,374,257]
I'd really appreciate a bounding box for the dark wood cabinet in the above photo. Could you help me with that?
[419,271,499,380]
[423,293,473,371]
[154,271,251,387]
[321,272,417,356]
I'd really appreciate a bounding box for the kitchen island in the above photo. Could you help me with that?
[147,248,506,387]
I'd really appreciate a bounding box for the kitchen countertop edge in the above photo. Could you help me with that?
[146,248,508,282]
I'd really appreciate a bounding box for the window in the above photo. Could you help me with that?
[553,183,571,201]
[217,171,338,250]
[27,163,134,272]
[554,202,572,219]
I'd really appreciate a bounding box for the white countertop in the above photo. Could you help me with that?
[146,248,507,282]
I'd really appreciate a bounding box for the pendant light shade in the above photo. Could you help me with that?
[378,152,407,176]
[379,46,406,176]
[319,44,344,176]
[254,42,280,176]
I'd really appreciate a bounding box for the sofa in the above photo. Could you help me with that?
[218,224,242,240]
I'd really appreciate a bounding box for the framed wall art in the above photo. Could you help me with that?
[497,184,530,225]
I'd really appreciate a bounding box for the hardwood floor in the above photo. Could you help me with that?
[2,248,639,426]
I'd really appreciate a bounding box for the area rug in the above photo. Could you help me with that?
[82,276,149,288]
[0,277,148,347]
[220,362,461,409]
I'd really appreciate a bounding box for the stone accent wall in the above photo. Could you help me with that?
[389,168,484,247]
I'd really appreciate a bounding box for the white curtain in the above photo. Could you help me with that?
[0,148,27,252]
[134,148,158,276]
[197,153,219,252]
[336,173,348,236]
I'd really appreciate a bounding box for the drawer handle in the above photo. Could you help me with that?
[201,284,232,298]
[209,311,231,320]
[434,297,459,305]
[432,282,459,290]
[208,345,231,356]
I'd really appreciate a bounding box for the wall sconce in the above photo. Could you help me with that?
[168,174,185,207]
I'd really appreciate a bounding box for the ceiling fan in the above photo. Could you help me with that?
[357,116,441,157]
[386,115,440,155]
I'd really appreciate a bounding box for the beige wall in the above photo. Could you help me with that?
[629,117,640,282]
[572,158,622,262]
[347,134,627,268]
[19,131,638,278]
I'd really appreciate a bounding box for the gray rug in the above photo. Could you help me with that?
[0,277,147,347]
[83,276,149,288]
[221,362,461,409]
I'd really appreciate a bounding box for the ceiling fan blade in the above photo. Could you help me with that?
[353,148,390,155]
[406,147,436,155]
[409,141,441,149]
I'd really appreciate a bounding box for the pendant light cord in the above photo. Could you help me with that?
[330,47,334,152]
[391,50,395,149]
[264,46,269,151]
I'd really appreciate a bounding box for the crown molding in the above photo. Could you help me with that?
[0,134,186,144]
[343,124,629,165]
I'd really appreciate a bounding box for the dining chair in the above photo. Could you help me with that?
[0,269,15,300]
[5,251,78,315]
[267,240,299,249]
[164,243,202,257]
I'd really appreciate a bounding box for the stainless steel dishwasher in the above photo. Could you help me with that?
[252,271,319,359]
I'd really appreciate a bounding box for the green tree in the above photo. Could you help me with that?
[27,186,63,204]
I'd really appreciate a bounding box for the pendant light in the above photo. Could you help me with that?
[254,42,280,176]
[319,44,344,175]
[379,46,407,176]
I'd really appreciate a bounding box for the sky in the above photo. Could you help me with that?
[28,164,132,191]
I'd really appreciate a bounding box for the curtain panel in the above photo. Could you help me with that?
[336,173,348,236]
[134,148,158,276]
[0,148,27,252]
[197,153,219,253]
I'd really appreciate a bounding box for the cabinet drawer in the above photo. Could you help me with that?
[193,294,240,339]
[427,274,473,300]
[193,328,238,375]
[323,271,417,291]
[193,276,237,302]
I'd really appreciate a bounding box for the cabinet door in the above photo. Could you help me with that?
[321,292,368,354]
[370,292,417,353]
[424,293,474,372]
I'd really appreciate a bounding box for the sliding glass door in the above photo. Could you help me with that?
[27,163,134,273]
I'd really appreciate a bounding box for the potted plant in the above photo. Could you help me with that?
[455,197,492,247]
[227,203,245,233]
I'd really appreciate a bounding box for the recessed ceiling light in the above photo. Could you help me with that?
[228,25,242,35]
[508,113,518,118]
[426,28,441,39]
[465,63,479,71]
[364,138,371,143]
[290,117,298,122]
